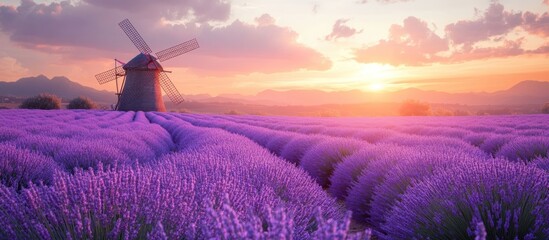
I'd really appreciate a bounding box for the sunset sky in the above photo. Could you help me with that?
[0,0,548,95]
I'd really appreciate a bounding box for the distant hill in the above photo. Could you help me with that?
[0,75,116,103]
[245,80,549,106]
[1,75,548,106]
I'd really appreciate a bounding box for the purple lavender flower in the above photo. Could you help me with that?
[475,222,487,240]
[352,129,395,144]
[480,134,512,156]
[265,132,299,156]
[328,144,401,201]
[497,136,549,162]
[382,160,549,239]
[345,146,412,222]
[279,135,325,165]
[531,157,549,172]
[300,138,366,188]
[0,128,25,143]
[11,135,64,157]
[0,143,60,189]
[54,141,131,172]
[368,148,481,229]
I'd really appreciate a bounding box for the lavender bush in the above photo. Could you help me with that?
[11,135,65,157]
[345,147,408,221]
[0,128,25,142]
[265,132,299,156]
[497,136,549,162]
[480,134,512,156]
[279,135,325,165]
[0,143,59,189]
[328,145,399,200]
[352,129,395,143]
[532,157,549,172]
[54,141,131,172]
[368,149,481,229]
[300,138,365,188]
[382,160,549,239]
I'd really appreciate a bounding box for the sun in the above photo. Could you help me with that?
[368,82,385,91]
[354,63,398,92]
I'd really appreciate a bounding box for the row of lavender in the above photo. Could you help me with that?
[170,113,549,239]
[210,114,549,161]
[0,109,367,239]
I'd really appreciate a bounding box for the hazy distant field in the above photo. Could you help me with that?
[0,109,548,239]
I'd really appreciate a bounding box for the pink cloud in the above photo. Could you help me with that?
[0,1,131,52]
[354,17,447,66]
[529,42,549,54]
[175,20,332,75]
[445,3,523,46]
[82,0,230,22]
[0,1,331,76]
[522,12,549,37]
[255,14,276,27]
[355,2,549,66]
[325,19,362,41]
[445,39,525,63]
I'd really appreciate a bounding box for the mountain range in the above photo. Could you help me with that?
[1,75,547,106]
[0,75,116,103]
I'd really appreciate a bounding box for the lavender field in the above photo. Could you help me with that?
[0,109,548,239]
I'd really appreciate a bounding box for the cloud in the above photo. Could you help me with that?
[255,14,276,27]
[446,39,525,63]
[82,0,230,22]
[0,1,132,52]
[354,17,447,66]
[0,1,330,76]
[354,2,549,66]
[174,19,332,75]
[445,2,523,46]
[325,19,362,41]
[0,56,29,80]
[522,12,549,37]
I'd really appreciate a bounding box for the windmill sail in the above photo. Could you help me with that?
[118,19,153,54]
[156,38,200,62]
[95,66,125,84]
[158,72,184,104]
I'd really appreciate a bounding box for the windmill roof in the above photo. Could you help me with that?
[123,53,163,71]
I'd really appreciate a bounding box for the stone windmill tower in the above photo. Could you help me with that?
[95,19,199,111]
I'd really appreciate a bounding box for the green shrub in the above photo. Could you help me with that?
[399,100,431,116]
[542,103,549,114]
[20,93,61,110]
[225,110,240,115]
[67,96,97,110]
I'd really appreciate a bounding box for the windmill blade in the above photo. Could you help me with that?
[158,72,184,104]
[118,19,153,54]
[155,38,199,62]
[95,66,126,84]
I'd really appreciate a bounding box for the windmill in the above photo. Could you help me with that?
[95,19,199,112]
